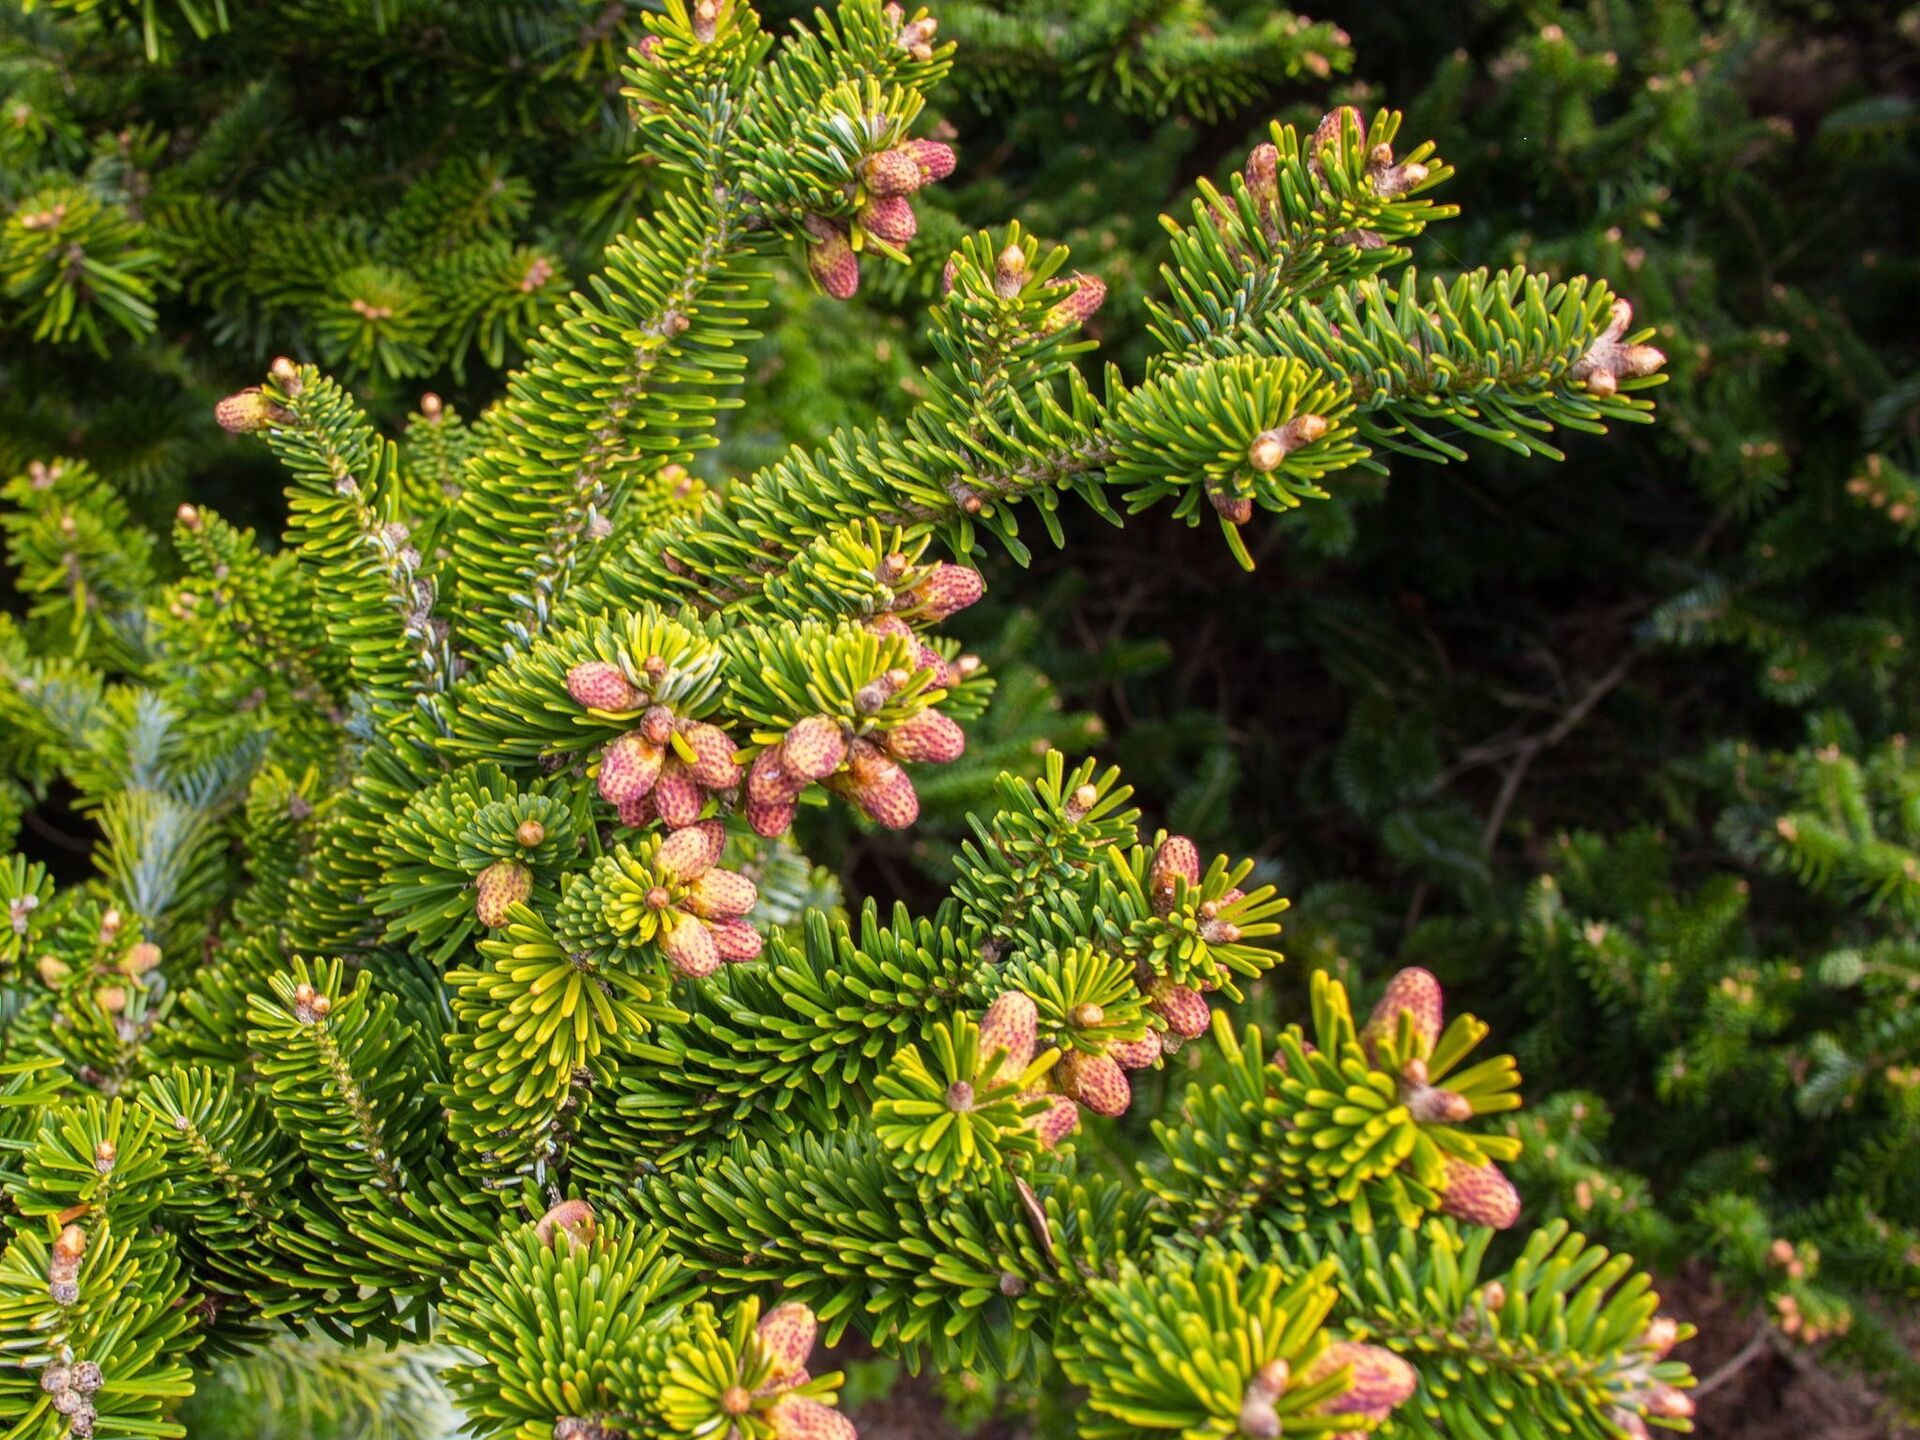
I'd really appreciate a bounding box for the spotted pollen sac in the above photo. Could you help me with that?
[900,561,985,622]
[780,715,848,783]
[1149,835,1202,916]
[866,614,954,685]
[214,386,288,434]
[858,194,917,246]
[756,1301,816,1383]
[978,990,1083,1147]
[803,215,860,300]
[861,145,927,197]
[831,737,920,829]
[596,705,686,814]
[1145,976,1211,1039]
[474,859,532,928]
[1302,1341,1420,1427]
[881,707,964,764]
[745,748,802,838]
[739,716,843,839]
[643,821,762,976]
[566,660,640,712]
[1043,271,1107,334]
[1108,1035,1162,1071]
[1053,1049,1130,1118]
[749,1302,858,1440]
[1437,1156,1523,1230]
[1359,966,1444,1060]
[977,991,1038,1081]
[650,715,743,830]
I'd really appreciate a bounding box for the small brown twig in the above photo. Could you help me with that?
[1479,650,1637,853]
[1691,1323,1779,1399]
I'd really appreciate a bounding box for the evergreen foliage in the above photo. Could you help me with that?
[0,1,1720,1437]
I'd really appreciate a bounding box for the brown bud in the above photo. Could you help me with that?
[1248,414,1330,472]
[516,819,547,848]
[995,243,1028,298]
[533,1198,596,1250]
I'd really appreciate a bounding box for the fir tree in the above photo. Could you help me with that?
[0,2,1704,1438]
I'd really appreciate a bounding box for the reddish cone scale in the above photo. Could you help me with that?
[804,217,860,300]
[905,138,955,182]
[746,793,796,838]
[860,195,918,245]
[652,769,705,828]
[862,147,926,197]
[843,739,919,828]
[1044,272,1107,332]
[1304,1341,1419,1421]
[680,721,743,788]
[1109,1036,1161,1070]
[903,562,985,621]
[1027,1093,1080,1148]
[749,748,803,805]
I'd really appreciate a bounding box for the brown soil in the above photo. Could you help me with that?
[1660,1266,1915,1440]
